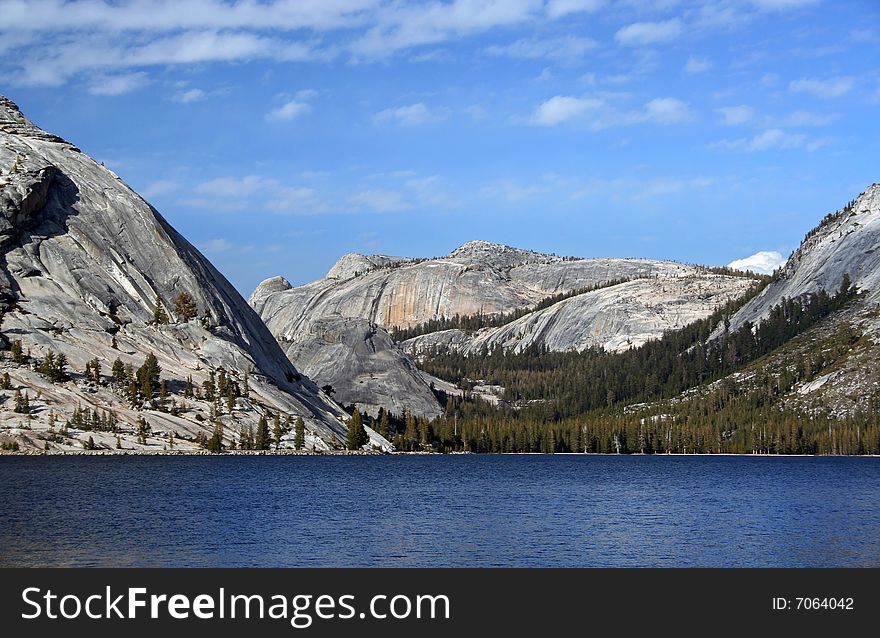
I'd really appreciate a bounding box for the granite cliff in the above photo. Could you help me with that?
[252,241,754,417]
[0,96,388,452]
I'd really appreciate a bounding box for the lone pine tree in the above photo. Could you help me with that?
[347,409,368,450]
[294,416,305,450]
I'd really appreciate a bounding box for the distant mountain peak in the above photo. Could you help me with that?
[446,239,558,268]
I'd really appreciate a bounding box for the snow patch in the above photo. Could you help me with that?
[728,251,787,275]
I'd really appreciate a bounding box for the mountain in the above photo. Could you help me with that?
[401,273,753,356]
[252,240,754,417]
[715,183,880,419]
[0,95,387,453]
[730,184,880,329]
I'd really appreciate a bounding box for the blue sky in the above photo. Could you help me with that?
[2,0,878,293]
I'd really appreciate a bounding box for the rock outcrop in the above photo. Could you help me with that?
[252,239,755,416]
[0,95,388,452]
[402,274,753,355]
[729,184,880,329]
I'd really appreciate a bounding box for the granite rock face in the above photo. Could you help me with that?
[402,274,754,356]
[0,95,388,452]
[275,316,443,419]
[253,239,754,416]
[729,184,880,330]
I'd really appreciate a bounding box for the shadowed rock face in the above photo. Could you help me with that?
[0,95,386,451]
[252,238,754,417]
[275,316,443,419]
[729,184,880,330]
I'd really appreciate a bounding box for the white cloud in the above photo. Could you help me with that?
[789,76,855,98]
[140,179,179,198]
[777,110,837,127]
[196,175,269,197]
[266,100,312,121]
[684,56,713,74]
[349,189,412,212]
[644,97,692,123]
[200,238,236,254]
[728,251,787,274]
[187,174,330,215]
[615,19,682,46]
[530,95,691,128]
[531,96,602,126]
[174,88,206,103]
[545,0,606,19]
[712,128,809,152]
[747,0,818,10]
[717,105,754,126]
[486,36,597,62]
[265,186,324,214]
[374,102,430,125]
[87,71,149,96]
[482,180,546,202]
[760,73,779,88]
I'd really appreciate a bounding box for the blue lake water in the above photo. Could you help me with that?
[1,455,878,567]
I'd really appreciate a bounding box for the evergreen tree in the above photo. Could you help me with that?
[173,292,198,322]
[13,389,30,414]
[136,353,161,401]
[226,386,235,413]
[207,421,224,453]
[294,416,305,450]
[152,296,169,325]
[255,415,270,450]
[378,408,390,439]
[10,340,27,364]
[347,409,368,450]
[273,413,282,450]
[112,358,126,385]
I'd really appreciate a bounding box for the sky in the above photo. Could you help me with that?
[1,0,878,294]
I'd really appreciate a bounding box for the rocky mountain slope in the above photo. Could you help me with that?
[730,184,880,329]
[252,240,754,417]
[402,274,753,356]
[712,183,880,417]
[0,95,387,452]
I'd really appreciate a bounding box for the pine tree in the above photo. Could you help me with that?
[0,372,10,389]
[217,367,228,397]
[10,340,27,364]
[243,371,249,395]
[173,292,198,322]
[158,380,168,412]
[137,352,161,401]
[294,416,305,450]
[207,420,224,453]
[13,389,29,414]
[152,296,169,325]
[112,358,126,385]
[111,335,118,350]
[347,409,367,450]
[255,415,270,450]
[273,413,282,450]
[226,386,235,413]
[378,409,390,439]
[202,371,216,401]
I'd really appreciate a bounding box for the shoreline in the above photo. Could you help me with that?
[1,450,877,458]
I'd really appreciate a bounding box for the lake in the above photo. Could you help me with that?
[1,455,878,567]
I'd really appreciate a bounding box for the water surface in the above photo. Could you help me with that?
[1,455,878,567]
